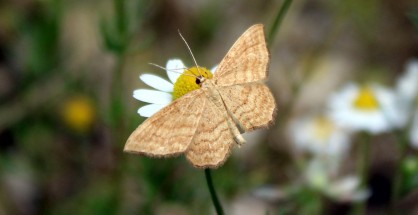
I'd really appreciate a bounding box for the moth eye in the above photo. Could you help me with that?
[195,78,201,85]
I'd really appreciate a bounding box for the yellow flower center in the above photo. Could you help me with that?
[172,67,213,100]
[353,87,380,110]
[313,116,334,141]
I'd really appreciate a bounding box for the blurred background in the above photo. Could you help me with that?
[0,0,418,214]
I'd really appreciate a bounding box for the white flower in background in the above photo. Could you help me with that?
[395,59,418,148]
[395,59,418,127]
[410,112,418,149]
[289,113,351,158]
[325,176,370,202]
[327,83,401,134]
[305,159,369,202]
[133,59,217,117]
[396,59,418,106]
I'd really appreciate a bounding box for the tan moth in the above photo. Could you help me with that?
[124,24,276,168]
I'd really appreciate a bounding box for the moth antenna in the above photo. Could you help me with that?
[177,29,203,77]
[148,63,197,78]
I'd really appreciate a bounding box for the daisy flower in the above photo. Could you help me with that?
[327,83,401,134]
[288,113,351,158]
[133,59,217,117]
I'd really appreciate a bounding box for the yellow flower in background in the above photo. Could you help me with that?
[62,96,95,133]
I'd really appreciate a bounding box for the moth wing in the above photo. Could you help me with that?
[218,83,276,132]
[124,90,206,157]
[185,96,235,168]
[213,24,269,86]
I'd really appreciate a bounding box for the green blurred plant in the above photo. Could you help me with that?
[100,0,147,124]
[21,0,62,83]
[352,132,371,215]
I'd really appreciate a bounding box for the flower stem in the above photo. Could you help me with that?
[265,0,294,128]
[352,132,371,215]
[267,0,294,48]
[205,169,224,215]
[391,129,408,209]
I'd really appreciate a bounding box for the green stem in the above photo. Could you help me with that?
[352,133,371,215]
[267,0,294,48]
[110,1,128,213]
[265,0,294,128]
[391,129,408,210]
[205,169,224,215]
[114,0,127,43]
[314,192,324,215]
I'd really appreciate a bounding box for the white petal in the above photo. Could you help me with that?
[252,186,286,201]
[305,159,329,190]
[133,89,172,104]
[327,176,370,202]
[211,65,218,73]
[166,59,185,83]
[410,112,418,148]
[330,176,360,194]
[350,190,371,202]
[137,104,166,117]
[397,59,418,103]
[140,74,173,92]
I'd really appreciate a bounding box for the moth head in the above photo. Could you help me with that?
[195,75,205,85]
[173,66,213,100]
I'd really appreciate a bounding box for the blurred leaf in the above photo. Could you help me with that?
[100,18,124,54]
[100,0,131,54]
[100,0,150,54]
[0,74,66,131]
[294,187,323,214]
[14,120,55,176]
[402,156,418,196]
[331,0,380,41]
[214,159,243,198]
[192,3,222,48]
[20,0,62,81]
[409,10,418,32]
[109,96,124,126]
[51,180,118,215]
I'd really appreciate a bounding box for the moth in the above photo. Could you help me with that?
[124,24,276,168]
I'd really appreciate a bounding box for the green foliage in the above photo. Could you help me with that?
[50,180,118,215]
[20,0,62,83]
[410,10,418,31]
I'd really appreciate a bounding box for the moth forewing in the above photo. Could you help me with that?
[217,83,276,132]
[213,24,269,87]
[185,91,236,168]
[204,81,246,145]
[124,89,206,157]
